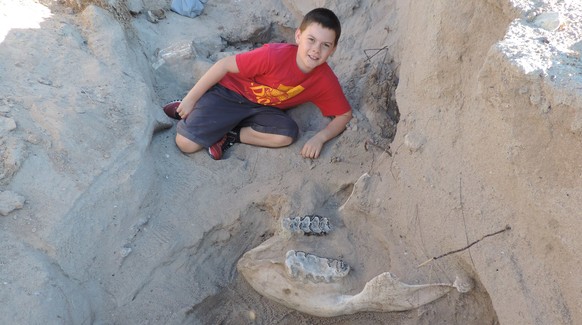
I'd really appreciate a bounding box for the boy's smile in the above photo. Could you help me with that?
[295,23,337,73]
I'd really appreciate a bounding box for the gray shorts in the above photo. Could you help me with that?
[176,84,299,148]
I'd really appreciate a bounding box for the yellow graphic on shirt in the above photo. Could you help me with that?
[249,83,305,105]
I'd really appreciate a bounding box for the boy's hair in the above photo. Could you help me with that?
[299,8,341,46]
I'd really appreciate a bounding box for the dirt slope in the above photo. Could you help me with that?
[0,0,580,324]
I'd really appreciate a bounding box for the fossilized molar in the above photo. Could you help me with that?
[285,250,350,283]
[281,215,331,236]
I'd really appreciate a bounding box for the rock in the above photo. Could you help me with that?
[533,12,565,31]
[404,132,427,152]
[0,116,16,137]
[127,0,144,14]
[0,191,25,216]
[146,9,166,23]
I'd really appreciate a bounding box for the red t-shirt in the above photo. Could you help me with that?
[219,43,351,117]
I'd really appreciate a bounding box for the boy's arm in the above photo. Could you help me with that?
[300,110,352,159]
[176,55,239,119]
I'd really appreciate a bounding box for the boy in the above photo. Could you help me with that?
[164,7,352,160]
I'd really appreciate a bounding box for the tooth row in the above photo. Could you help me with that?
[285,250,350,283]
[281,215,331,235]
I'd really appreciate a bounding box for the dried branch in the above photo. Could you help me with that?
[417,225,511,268]
[364,138,392,157]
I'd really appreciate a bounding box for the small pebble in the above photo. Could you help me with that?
[404,132,426,152]
[533,12,564,31]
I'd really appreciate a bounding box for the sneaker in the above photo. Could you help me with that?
[162,100,182,120]
[208,133,237,160]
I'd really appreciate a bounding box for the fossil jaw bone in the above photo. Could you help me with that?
[237,236,465,317]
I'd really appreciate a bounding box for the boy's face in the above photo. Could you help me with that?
[295,23,337,73]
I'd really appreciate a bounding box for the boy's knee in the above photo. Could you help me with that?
[176,134,202,153]
[272,135,294,147]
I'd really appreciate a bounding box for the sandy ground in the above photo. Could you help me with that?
[1,0,581,324]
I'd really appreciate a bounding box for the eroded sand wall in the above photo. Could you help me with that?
[372,0,582,324]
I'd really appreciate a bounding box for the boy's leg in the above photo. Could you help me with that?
[175,85,248,154]
[239,127,294,147]
[175,134,204,153]
[238,108,299,147]
[174,84,298,154]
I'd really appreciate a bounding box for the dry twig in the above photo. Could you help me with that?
[417,225,511,268]
[364,138,392,157]
[364,46,389,62]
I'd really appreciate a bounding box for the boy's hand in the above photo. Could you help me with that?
[178,55,240,120]
[300,110,352,159]
[176,102,194,119]
[301,135,325,159]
